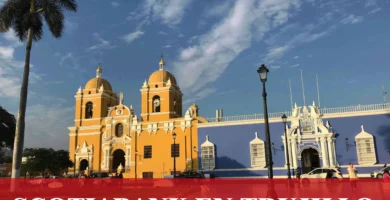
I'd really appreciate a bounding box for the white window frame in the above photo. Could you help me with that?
[355,125,377,165]
[250,132,266,168]
[201,135,215,170]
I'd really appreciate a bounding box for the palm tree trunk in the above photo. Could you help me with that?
[11,28,33,179]
[11,0,35,181]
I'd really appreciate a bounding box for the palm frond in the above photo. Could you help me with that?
[0,0,24,33]
[42,1,64,38]
[10,1,31,40]
[53,0,77,12]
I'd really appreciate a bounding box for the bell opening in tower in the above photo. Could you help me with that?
[153,96,161,113]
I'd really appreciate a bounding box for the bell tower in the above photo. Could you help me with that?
[140,56,183,122]
[74,64,118,126]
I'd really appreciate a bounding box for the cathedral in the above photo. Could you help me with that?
[68,58,207,178]
[69,58,390,178]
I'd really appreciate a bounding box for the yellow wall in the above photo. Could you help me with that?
[128,120,199,178]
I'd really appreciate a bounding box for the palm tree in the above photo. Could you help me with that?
[0,105,16,150]
[0,0,77,178]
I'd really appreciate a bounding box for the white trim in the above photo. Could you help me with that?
[201,135,215,170]
[69,132,101,136]
[199,103,390,127]
[249,132,266,168]
[338,164,388,168]
[203,167,286,171]
[214,174,372,178]
[68,125,102,131]
[199,164,388,173]
[74,117,105,122]
[355,125,377,165]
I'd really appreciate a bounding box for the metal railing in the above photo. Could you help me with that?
[204,103,390,123]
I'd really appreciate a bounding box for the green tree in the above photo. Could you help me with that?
[0,149,12,164]
[0,106,16,149]
[22,148,74,176]
[0,0,77,178]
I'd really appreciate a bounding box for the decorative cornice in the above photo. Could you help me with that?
[199,109,390,128]
[69,132,102,136]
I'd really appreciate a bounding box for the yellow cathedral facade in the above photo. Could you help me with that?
[68,58,207,178]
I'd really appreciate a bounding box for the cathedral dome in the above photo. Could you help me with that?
[148,69,177,85]
[148,57,177,85]
[85,65,113,91]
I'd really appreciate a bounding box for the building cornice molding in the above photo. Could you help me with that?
[198,109,390,128]
[69,132,102,136]
[68,125,103,131]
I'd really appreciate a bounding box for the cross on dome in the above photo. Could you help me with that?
[96,62,102,78]
[159,54,165,70]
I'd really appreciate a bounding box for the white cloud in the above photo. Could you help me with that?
[0,56,41,98]
[368,7,381,14]
[262,26,329,63]
[264,45,290,63]
[0,46,14,60]
[3,29,23,48]
[163,44,172,48]
[178,34,184,38]
[24,104,73,150]
[365,0,377,7]
[290,64,300,67]
[111,2,119,7]
[122,30,145,43]
[183,87,217,105]
[340,15,363,24]
[203,0,233,18]
[172,0,302,99]
[271,65,281,69]
[86,33,115,52]
[64,20,78,34]
[127,0,193,26]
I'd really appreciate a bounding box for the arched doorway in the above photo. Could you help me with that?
[112,149,125,172]
[301,148,320,174]
[79,159,89,171]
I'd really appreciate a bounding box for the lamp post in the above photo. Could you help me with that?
[257,64,273,179]
[173,133,177,177]
[282,114,291,179]
[192,146,196,170]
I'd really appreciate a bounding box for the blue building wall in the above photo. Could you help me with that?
[197,113,390,177]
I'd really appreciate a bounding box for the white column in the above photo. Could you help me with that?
[291,137,298,168]
[125,146,131,171]
[104,149,109,170]
[331,139,338,166]
[327,138,335,167]
[320,137,329,167]
[288,139,294,168]
[283,138,288,168]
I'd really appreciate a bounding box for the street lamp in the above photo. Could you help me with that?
[173,133,177,177]
[282,114,291,179]
[192,146,196,170]
[257,64,273,178]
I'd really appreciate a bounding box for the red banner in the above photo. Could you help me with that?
[0,178,388,200]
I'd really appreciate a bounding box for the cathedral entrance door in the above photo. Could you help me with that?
[79,159,89,171]
[112,149,125,172]
[301,148,320,174]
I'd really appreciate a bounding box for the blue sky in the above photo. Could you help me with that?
[0,0,389,150]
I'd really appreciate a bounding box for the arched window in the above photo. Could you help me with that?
[85,102,93,119]
[201,135,215,170]
[355,125,377,165]
[115,123,123,137]
[250,132,266,168]
[152,96,161,113]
